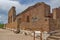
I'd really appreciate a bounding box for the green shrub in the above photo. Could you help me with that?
[0,24,4,28]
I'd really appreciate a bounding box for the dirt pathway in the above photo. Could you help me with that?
[0,29,40,40]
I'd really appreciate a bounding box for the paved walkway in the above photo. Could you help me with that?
[0,29,40,40]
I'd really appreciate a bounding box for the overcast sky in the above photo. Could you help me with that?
[0,0,60,24]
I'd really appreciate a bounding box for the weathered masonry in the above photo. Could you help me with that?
[5,2,60,33]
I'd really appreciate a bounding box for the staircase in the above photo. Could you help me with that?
[47,30,60,40]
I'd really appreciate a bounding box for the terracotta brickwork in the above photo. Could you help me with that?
[5,2,60,32]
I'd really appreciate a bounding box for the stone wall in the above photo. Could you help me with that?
[16,2,50,32]
[5,21,18,31]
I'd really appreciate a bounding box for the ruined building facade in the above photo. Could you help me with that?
[5,2,60,32]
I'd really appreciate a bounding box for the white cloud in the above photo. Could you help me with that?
[0,16,1,18]
[50,0,60,8]
[0,14,7,24]
[0,0,29,14]
[0,0,30,23]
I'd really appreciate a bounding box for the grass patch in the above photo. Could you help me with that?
[0,24,4,28]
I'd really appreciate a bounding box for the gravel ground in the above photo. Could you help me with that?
[0,29,40,40]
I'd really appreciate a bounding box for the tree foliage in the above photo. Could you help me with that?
[0,24,4,28]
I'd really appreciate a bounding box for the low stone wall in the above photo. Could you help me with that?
[47,36,60,40]
[5,21,18,31]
